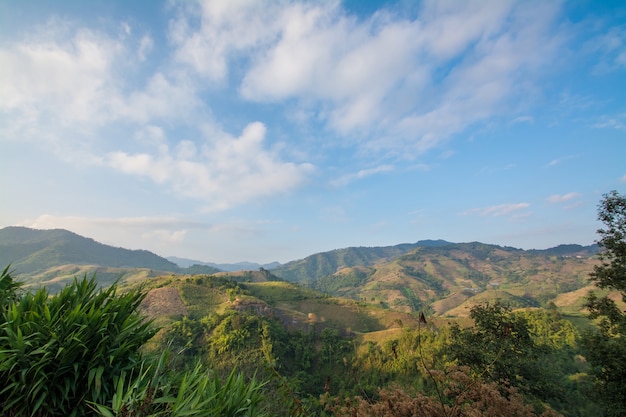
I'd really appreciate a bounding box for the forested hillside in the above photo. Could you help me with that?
[272,240,451,282]
[0,226,180,273]
[0,227,220,289]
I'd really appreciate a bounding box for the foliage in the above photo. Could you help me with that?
[581,190,626,416]
[91,353,267,417]
[445,302,569,412]
[0,265,22,307]
[273,244,419,282]
[0,270,270,417]
[140,273,602,416]
[312,268,371,294]
[325,366,562,417]
[589,190,626,294]
[0,274,155,417]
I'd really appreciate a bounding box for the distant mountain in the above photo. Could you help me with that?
[0,226,182,274]
[1,226,602,315]
[167,256,281,272]
[272,240,453,282]
[271,240,600,316]
[272,240,598,283]
[529,244,599,257]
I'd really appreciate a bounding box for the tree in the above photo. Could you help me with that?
[581,190,626,416]
[445,302,565,411]
[590,190,626,294]
[326,366,562,417]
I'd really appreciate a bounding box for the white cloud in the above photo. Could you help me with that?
[462,203,530,217]
[165,0,566,157]
[547,192,581,204]
[585,24,626,73]
[0,26,203,144]
[593,113,626,130]
[0,19,315,210]
[546,155,576,167]
[105,122,315,210]
[23,214,204,231]
[171,0,284,83]
[235,0,560,154]
[110,72,204,124]
[620,174,626,183]
[510,116,534,125]
[0,29,119,124]
[21,214,204,247]
[331,165,394,187]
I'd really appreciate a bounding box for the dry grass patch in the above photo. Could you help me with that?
[139,287,188,320]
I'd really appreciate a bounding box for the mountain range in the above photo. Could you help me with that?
[166,256,281,272]
[0,226,603,316]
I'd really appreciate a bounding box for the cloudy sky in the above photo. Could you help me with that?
[1,0,624,264]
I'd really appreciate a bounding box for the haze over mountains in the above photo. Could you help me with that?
[166,256,281,272]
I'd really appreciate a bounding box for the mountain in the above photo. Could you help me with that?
[0,227,220,287]
[0,226,603,316]
[272,240,452,283]
[0,226,180,273]
[167,256,281,272]
[272,240,597,284]
[272,240,600,316]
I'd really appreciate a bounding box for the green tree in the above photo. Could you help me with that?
[445,302,563,409]
[581,190,626,416]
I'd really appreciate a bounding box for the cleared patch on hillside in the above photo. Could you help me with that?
[139,287,187,319]
[431,292,471,315]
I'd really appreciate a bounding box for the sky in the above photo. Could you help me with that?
[0,0,625,264]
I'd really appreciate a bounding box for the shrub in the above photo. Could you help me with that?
[0,274,154,416]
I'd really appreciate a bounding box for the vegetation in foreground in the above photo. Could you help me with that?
[0,190,624,416]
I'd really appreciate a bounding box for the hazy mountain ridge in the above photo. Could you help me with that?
[271,240,598,283]
[167,256,281,272]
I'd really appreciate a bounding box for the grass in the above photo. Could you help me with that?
[561,313,594,333]
[243,281,324,304]
[177,281,229,318]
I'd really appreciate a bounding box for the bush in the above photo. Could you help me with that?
[0,269,269,417]
[325,366,562,417]
[0,274,154,416]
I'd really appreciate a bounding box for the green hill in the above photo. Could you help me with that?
[272,240,451,282]
[0,226,220,287]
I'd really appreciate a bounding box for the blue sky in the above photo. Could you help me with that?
[1,0,624,264]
